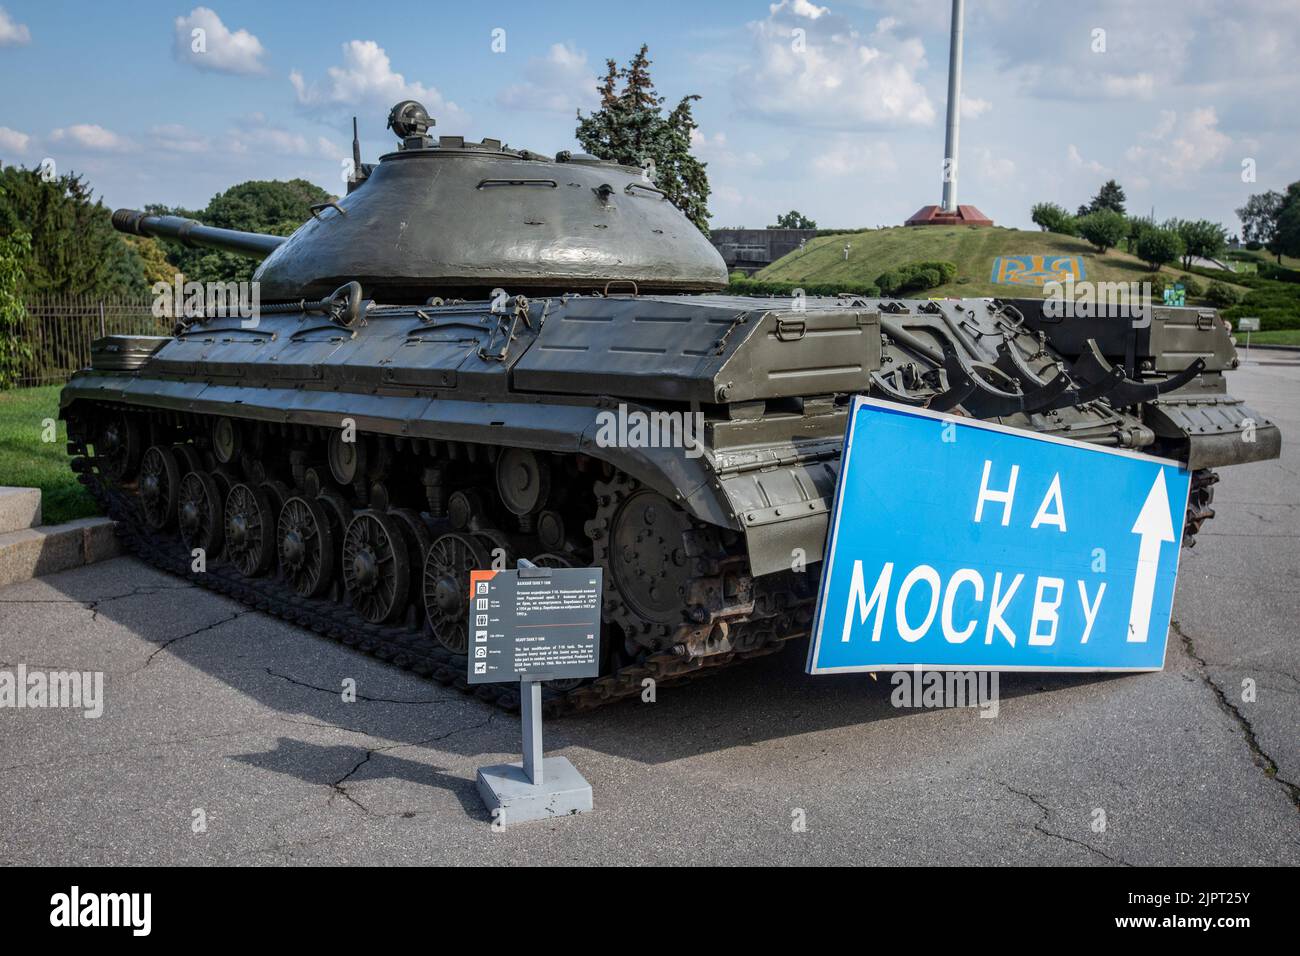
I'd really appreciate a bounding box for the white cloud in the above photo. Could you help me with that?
[317,136,346,162]
[50,124,133,151]
[215,116,348,163]
[0,6,30,46]
[690,129,764,170]
[228,115,314,156]
[151,124,211,153]
[1067,144,1109,175]
[978,0,1299,109]
[1124,106,1231,180]
[291,40,466,126]
[960,96,991,119]
[811,137,898,176]
[732,0,935,129]
[1100,73,1155,99]
[497,42,598,113]
[0,126,31,153]
[173,7,266,75]
[973,147,1015,182]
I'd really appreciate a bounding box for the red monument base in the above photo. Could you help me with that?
[905,204,994,227]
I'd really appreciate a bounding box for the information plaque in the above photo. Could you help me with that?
[466,566,602,685]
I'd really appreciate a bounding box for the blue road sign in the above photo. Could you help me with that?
[807,398,1192,674]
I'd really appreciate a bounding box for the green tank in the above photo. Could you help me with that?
[61,100,1281,711]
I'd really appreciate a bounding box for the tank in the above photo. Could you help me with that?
[61,101,1281,712]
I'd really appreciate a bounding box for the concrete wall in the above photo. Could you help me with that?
[709,228,819,275]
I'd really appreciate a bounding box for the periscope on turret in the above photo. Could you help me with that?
[53,100,1280,713]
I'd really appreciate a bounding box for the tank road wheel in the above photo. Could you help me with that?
[173,443,205,477]
[260,480,293,524]
[342,510,410,624]
[209,470,234,515]
[138,445,181,530]
[327,430,367,487]
[316,493,355,602]
[317,493,354,540]
[178,471,225,557]
[302,466,328,498]
[224,483,277,577]
[390,508,433,564]
[277,496,336,598]
[94,413,141,484]
[495,448,551,516]
[212,417,242,465]
[422,532,490,654]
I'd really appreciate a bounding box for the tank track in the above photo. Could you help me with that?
[67,430,799,716]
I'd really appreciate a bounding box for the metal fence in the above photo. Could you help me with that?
[11,297,167,388]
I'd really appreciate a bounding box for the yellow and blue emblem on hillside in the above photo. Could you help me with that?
[990,255,1086,286]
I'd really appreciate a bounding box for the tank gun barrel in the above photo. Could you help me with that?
[112,209,286,259]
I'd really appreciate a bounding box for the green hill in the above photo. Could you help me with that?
[755,225,1242,301]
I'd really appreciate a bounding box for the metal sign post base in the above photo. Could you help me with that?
[476,678,592,826]
[476,756,593,825]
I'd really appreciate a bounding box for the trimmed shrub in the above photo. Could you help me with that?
[1075,209,1128,253]
[874,260,957,295]
[1204,281,1241,308]
[1257,262,1300,284]
[1136,228,1185,270]
[1030,202,1077,236]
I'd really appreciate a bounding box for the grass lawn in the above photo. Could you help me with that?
[0,385,99,525]
[756,225,1251,302]
[1251,329,1300,346]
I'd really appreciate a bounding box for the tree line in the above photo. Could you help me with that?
[1031,178,1300,270]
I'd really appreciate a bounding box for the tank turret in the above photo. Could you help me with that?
[113,100,728,302]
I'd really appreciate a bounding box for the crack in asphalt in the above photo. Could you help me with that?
[1173,619,1300,812]
[84,583,197,623]
[0,583,196,624]
[131,610,253,672]
[264,667,458,705]
[327,712,497,815]
[998,781,1130,866]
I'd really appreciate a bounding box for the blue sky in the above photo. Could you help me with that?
[1,0,1296,232]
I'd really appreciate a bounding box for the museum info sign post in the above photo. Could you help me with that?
[808,398,1192,674]
[469,561,602,825]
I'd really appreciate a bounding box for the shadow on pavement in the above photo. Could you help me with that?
[14,556,1128,773]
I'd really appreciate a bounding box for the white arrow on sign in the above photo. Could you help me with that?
[1127,470,1177,643]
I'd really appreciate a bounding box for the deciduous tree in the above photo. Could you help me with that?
[771,210,817,229]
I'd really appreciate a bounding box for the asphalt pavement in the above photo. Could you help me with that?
[1,356,1297,865]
